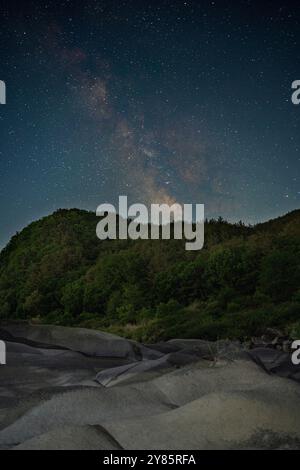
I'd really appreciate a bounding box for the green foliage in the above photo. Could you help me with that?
[288,320,300,340]
[258,238,300,302]
[0,207,300,342]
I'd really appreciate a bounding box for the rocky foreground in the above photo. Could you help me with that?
[0,323,300,450]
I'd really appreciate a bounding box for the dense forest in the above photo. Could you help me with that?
[0,208,299,342]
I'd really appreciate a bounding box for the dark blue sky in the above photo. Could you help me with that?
[1,0,300,247]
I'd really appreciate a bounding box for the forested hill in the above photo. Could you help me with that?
[0,208,300,342]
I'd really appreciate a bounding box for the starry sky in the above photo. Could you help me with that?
[1,0,300,247]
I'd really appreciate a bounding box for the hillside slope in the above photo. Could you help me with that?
[0,208,299,341]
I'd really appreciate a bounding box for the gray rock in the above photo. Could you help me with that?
[248,347,300,382]
[1,323,137,358]
[95,352,202,387]
[0,385,174,447]
[1,324,300,450]
[14,425,121,450]
[105,387,300,449]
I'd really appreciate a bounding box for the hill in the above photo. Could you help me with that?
[0,208,299,342]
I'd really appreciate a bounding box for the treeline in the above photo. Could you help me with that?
[0,208,299,342]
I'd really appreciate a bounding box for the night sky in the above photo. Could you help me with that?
[1,0,300,247]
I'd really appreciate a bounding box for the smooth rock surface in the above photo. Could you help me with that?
[0,323,136,358]
[105,389,300,449]
[1,323,300,450]
[15,425,121,450]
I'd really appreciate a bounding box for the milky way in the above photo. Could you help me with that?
[1,0,300,247]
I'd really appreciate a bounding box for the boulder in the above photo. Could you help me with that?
[96,352,202,387]
[105,388,300,449]
[0,384,174,447]
[248,347,300,382]
[1,324,300,450]
[0,323,136,358]
[14,425,121,450]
